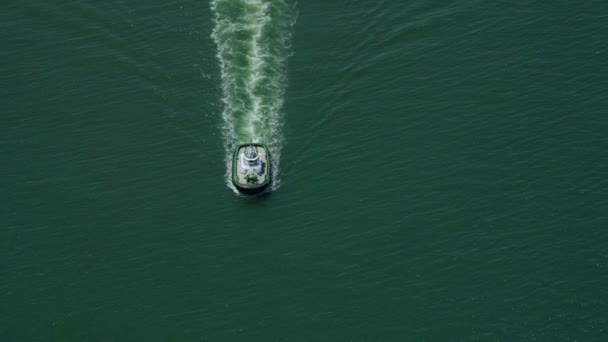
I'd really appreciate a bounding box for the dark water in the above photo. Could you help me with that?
[2,0,607,340]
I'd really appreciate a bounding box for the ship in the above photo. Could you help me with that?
[232,143,271,195]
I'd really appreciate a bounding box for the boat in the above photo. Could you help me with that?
[232,143,271,195]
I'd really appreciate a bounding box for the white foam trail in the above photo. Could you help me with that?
[211,0,296,193]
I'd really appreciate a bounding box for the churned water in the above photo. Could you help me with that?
[211,0,296,192]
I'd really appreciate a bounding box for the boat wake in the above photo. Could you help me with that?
[211,0,296,193]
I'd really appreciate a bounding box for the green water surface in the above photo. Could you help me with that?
[2,0,607,340]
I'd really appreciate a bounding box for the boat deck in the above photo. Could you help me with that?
[235,145,268,186]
